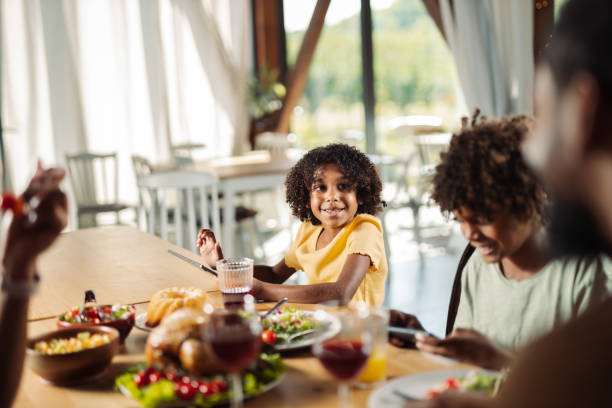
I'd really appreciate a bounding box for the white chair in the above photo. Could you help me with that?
[136,171,221,253]
[382,117,450,257]
[65,152,133,228]
[131,155,154,229]
[170,143,206,168]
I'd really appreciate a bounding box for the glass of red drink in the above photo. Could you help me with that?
[312,310,372,408]
[204,297,261,408]
[216,258,254,310]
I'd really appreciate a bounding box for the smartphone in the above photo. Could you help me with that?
[388,326,439,342]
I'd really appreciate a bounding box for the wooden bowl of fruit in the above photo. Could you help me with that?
[26,326,120,384]
[57,304,135,344]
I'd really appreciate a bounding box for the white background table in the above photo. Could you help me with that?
[184,150,300,257]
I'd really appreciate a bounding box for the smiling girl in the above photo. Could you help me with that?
[198,144,388,306]
[391,113,611,369]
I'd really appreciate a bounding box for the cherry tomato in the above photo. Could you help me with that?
[209,379,228,393]
[134,372,149,387]
[426,390,439,399]
[444,377,460,389]
[180,375,192,384]
[86,308,100,319]
[65,309,78,320]
[148,371,163,384]
[103,307,112,315]
[198,382,212,395]
[176,383,196,401]
[1,193,23,216]
[261,329,277,345]
[165,371,177,382]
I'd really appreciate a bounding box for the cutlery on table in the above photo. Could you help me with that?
[262,297,289,319]
[388,326,439,340]
[393,390,418,401]
[79,289,97,320]
[287,329,316,342]
[168,249,218,276]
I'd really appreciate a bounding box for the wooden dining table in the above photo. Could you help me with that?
[16,226,472,407]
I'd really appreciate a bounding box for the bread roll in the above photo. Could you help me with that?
[146,287,207,327]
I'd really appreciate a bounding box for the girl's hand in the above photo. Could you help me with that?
[415,328,512,370]
[389,309,425,348]
[196,229,223,269]
[251,278,265,300]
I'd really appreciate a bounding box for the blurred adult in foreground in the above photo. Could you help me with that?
[404,0,612,406]
[0,165,67,407]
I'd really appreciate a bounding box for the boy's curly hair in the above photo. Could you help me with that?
[285,143,385,225]
[431,111,548,222]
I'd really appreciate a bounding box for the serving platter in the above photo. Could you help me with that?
[136,309,341,352]
[134,312,152,332]
[117,367,286,407]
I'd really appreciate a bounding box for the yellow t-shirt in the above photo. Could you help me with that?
[284,214,388,306]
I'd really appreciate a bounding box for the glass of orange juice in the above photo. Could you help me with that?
[355,306,389,388]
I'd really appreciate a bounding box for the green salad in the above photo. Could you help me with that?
[261,307,321,344]
[115,353,284,407]
[426,371,505,399]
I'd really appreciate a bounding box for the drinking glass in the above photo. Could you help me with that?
[355,306,389,387]
[312,310,372,408]
[204,296,261,408]
[216,258,254,310]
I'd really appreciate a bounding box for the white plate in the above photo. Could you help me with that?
[134,312,153,332]
[367,369,495,407]
[262,309,341,352]
[135,309,341,351]
[119,371,285,407]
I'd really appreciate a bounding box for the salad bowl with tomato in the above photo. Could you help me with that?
[57,304,136,344]
[259,307,340,351]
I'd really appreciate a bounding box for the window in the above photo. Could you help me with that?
[372,0,461,156]
[282,0,462,154]
[284,0,365,151]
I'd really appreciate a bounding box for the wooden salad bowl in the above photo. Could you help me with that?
[26,326,120,384]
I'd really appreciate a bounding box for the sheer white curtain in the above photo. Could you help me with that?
[1,0,251,199]
[439,0,534,118]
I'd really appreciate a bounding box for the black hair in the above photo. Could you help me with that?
[285,144,385,225]
[431,111,548,222]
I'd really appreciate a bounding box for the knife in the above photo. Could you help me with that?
[167,249,217,276]
[262,297,289,319]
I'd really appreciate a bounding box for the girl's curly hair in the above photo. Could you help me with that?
[285,143,385,225]
[430,110,548,222]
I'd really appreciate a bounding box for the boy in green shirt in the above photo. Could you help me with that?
[391,113,611,370]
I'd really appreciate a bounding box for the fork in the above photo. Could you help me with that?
[393,390,418,401]
[287,329,316,342]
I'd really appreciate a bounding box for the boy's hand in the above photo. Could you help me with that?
[389,309,425,348]
[197,229,223,269]
[415,328,512,370]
